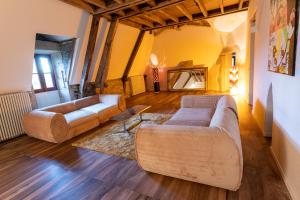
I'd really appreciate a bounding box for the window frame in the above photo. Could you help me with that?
[33,54,57,93]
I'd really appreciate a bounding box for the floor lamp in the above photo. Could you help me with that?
[150,54,160,93]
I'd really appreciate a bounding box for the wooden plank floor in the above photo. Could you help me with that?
[0,92,291,200]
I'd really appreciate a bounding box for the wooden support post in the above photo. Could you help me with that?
[79,16,100,97]
[122,30,145,86]
[95,19,119,90]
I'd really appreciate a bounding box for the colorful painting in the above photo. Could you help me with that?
[269,0,298,75]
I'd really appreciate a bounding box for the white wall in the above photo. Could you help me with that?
[0,0,91,93]
[151,26,223,68]
[250,0,300,199]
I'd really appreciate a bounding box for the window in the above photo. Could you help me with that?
[32,55,57,92]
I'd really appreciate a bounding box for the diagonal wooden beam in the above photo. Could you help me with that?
[95,19,119,89]
[176,4,193,20]
[220,0,224,14]
[79,16,100,97]
[130,17,154,28]
[142,13,166,25]
[157,10,179,22]
[194,0,208,17]
[239,0,245,9]
[59,0,95,13]
[83,0,106,8]
[122,30,145,83]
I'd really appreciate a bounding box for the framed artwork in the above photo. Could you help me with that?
[269,0,299,76]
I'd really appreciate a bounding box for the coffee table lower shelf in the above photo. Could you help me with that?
[111,105,151,134]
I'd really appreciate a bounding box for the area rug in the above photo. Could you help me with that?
[72,113,172,160]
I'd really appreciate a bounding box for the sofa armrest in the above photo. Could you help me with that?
[99,94,126,111]
[135,124,243,191]
[22,110,69,143]
[181,95,223,108]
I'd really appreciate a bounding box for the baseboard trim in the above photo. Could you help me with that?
[270,147,296,200]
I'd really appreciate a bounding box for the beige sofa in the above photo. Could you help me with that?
[23,94,126,143]
[135,95,243,191]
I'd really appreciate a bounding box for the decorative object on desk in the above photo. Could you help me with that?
[150,53,160,93]
[167,67,208,91]
[268,0,298,76]
[229,52,239,95]
[72,113,172,159]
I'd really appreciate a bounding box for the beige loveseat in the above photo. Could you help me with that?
[135,95,243,191]
[23,94,126,143]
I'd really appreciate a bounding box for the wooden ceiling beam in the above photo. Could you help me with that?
[147,0,156,7]
[220,0,224,14]
[117,10,126,16]
[142,13,166,25]
[95,0,148,15]
[131,5,140,12]
[194,0,208,17]
[239,0,245,10]
[157,10,179,23]
[142,2,249,31]
[113,0,124,4]
[109,0,127,17]
[176,4,193,20]
[116,0,184,20]
[83,0,106,8]
[60,0,95,13]
[130,17,154,28]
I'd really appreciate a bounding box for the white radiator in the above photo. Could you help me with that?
[0,92,32,142]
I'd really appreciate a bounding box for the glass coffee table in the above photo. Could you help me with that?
[111,105,151,133]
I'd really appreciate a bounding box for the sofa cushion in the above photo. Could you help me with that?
[81,103,112,114]
[81,103,120,123]
[210,107,239,133]
[215,95,238,119]
[164,108,214,127]
[42,102,77,114]
[74,95,100,109]
[64,110,98,128]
